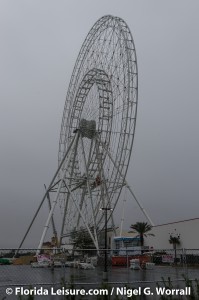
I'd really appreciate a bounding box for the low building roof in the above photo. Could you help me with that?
[114,236,140,241]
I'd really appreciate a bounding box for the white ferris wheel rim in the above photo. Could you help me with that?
[58,15,138,241]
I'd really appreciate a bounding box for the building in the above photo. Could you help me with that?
[145,218,199,249]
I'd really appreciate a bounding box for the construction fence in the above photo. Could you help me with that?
[0,248,199,299]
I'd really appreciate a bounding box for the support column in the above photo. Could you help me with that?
[96,136,154,226]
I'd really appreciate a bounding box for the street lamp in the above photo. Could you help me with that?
[169,232,181,264]
[100,207,113,281]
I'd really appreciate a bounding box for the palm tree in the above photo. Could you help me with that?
[169,234,180,264]
[130,222,154,247]
[169,235,180,247]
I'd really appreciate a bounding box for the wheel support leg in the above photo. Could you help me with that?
[36,133,80,254]
[96,137,154,226]
[15,134,77,256]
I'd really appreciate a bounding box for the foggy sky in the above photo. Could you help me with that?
[0,0,199,248]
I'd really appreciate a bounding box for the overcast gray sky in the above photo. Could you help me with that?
[0,0,199,248]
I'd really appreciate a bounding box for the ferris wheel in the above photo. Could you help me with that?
[17,15,153,253]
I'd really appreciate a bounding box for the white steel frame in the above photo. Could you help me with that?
[16,15,154,255]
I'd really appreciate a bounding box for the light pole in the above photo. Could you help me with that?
[100,207,112,281]
[169,232,181,265]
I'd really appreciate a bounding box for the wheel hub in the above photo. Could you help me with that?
[79,119,96,139]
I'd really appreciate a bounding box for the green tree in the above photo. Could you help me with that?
[70,227,95,250]
[130,222,154,247]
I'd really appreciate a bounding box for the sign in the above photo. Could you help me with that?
[37,254,51,262]
[162,254,174,263]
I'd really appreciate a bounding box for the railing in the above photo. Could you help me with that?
[0,248,199,299]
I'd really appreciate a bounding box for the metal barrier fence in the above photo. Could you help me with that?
[0,248,199,299]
